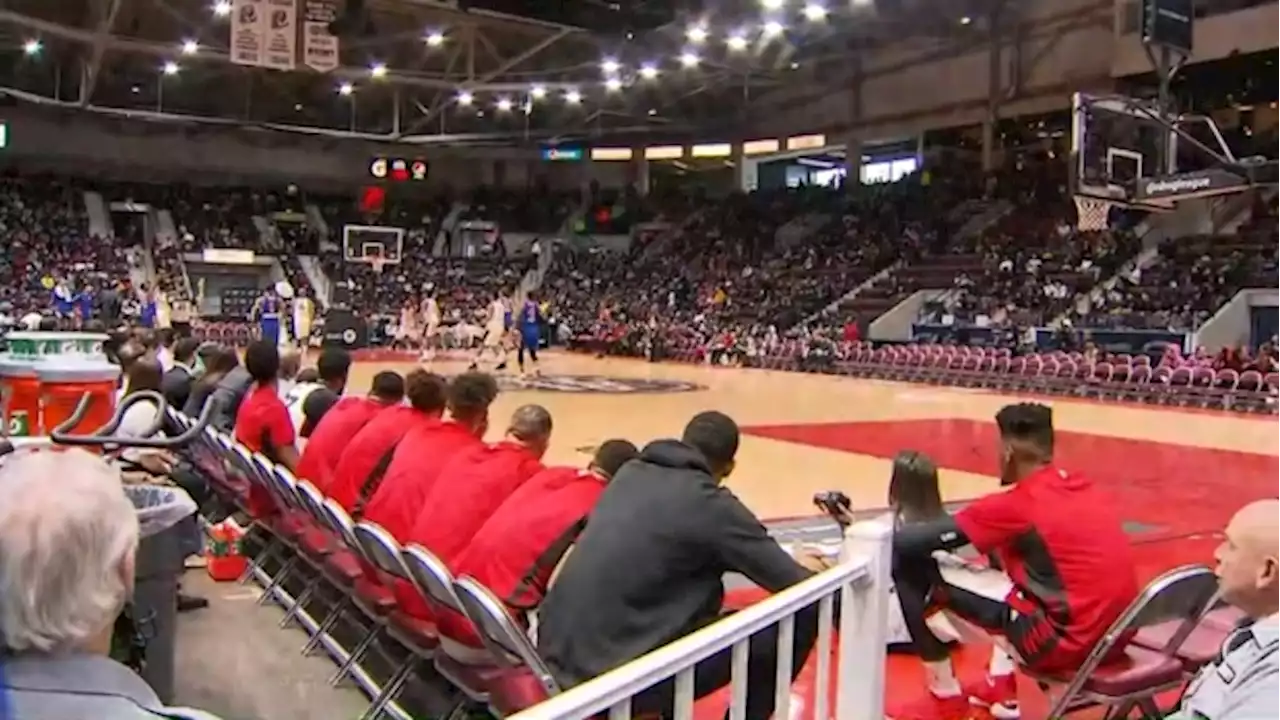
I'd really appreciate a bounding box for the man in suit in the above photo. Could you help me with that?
[161,338,200,412]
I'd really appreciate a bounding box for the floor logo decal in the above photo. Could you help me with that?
[495,374,702,394]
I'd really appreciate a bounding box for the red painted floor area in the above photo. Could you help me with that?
[719,419,1279,719]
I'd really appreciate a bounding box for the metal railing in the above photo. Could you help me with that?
[511,521,893,720]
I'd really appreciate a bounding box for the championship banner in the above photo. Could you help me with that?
[302,0,340,72]
[230,0,267,67]
[263,0,298,71]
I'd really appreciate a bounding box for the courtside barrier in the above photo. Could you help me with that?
[511,521,893,720]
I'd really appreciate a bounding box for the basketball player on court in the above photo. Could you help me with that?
[395,299,419,352]
[293,289,315,350]
[470,292,510,371]
[516,291,543,376]
[420,291,442,362]
[251,287,282,346]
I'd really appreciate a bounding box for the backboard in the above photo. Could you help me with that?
[1070,92,1274,221]
[342,224,404,265]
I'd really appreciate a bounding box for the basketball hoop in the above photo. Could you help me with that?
[370,258,386,275]
[1073,195,1114,232]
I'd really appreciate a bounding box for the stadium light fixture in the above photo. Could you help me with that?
[181,39,199,55]
[162,61,180,76]
[959,15,972,25]
[762,20,785,37]
[600,58,621,74]
[564,89,582,104]
[639,63,660,79]
[496,97,513,112]
[605,77,623,92]
[761,0,785,9]
[802,3,827,21]
[457,91,474,106]
[212,0,232,17]
[425,30,446,46]
[370,62,388,78]
[337,82,354,96]
[686,25,708,44]
[22,39,40,56]
[530,84,547,99]
[726,33,748,51]
[679,51,700,68]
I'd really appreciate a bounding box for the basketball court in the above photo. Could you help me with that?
[330,351,1277,716]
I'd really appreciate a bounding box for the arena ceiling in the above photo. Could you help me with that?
[0,0,1004,146]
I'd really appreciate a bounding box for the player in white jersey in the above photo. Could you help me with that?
[395,299,419,350]
[284,371,325,445]
[470,294,510,371]
[420,294,441,361]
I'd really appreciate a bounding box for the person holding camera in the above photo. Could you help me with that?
[537,411,830,720]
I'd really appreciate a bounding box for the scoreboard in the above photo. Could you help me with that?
[368,156,429,182]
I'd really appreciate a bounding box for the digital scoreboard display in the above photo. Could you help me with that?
[368,156,429,182]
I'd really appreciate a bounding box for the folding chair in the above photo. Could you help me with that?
[315,502,397,687]
[1133,594,1245,673]
[453,577,562,716]
[351,523,439,720]
[1028,564,1219,719]
[280,479,344,629]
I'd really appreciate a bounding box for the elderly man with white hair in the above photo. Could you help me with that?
[0,449,222,719]
[1169,499,1279,720]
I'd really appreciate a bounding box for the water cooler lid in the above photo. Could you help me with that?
[0,358,38,378]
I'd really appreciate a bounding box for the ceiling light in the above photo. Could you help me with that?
[639,63,659,79]
[686,25,708,44]
[496,97,513,112]
[647,108,657,116]
[762,20,785,37]
[564,89,582,104]
[181,39,198,55]
[21,39,40,56]
[605,77,622,91]
[959,15,972,25]
[212,0,232,17]
[600,58,620,74]
[530,84,547,99]
[337,82,354,96]
[162,61,180,76]
[294,103,303,111]
[370,62,387,78]
[726,33,748,51]
[457,91,474,106]
[802,3,827,21]
[679,51,699,68]
[761,0,785,9]
[425,30,445,46]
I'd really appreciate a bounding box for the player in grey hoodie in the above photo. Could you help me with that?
[1171,500,1278,719]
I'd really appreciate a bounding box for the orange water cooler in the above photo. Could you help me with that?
[36,362,121,436]
[0,359,41,437]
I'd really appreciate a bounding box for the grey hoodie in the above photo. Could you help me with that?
[1173,613,1278,719]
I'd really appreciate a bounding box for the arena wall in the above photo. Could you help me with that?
[0,107,631,190]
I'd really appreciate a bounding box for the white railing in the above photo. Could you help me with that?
[511,522,893,720]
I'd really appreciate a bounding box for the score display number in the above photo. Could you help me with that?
[369,156,428,182]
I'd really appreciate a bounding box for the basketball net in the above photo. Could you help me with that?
[370,258,386,275]
[1073,195,1113,232]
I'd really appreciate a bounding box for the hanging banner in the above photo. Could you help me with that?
[262,0,298,71]
[302,0,340,72]
[230,0,268,67]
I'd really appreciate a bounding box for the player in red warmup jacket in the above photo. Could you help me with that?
[889,403,1138,720]
[395,404,553,619]
[439,439,639,649]
[362,372,500,540]
[297,371,404,494]
[324,370,448,515]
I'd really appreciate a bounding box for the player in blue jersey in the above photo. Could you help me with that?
[252,287,282,346]
[517,291,543,376]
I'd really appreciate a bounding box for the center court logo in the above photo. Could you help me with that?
[495,374,702,394]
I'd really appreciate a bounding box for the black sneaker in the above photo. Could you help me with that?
[177,594,210,613]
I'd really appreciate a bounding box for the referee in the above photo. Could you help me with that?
[537,411,830,720]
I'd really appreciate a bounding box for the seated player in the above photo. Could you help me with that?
[440,439,639,649]
[233,341,301,515]
[285,368,324,435]
[295,348,354,437]
[325,370,446,514]
[297,370,405,494]
[891,403,1138,720]
[362,372,499,540]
